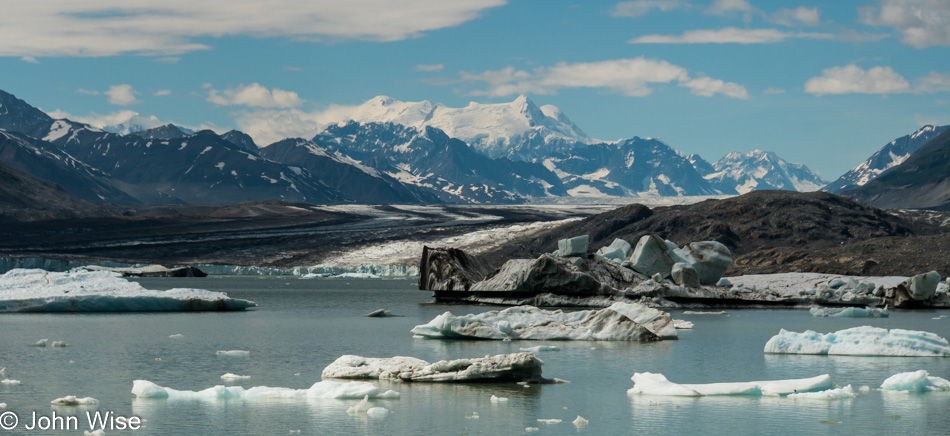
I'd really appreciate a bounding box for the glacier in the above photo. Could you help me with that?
[628,372,834,397]
[0,269,255,312]
[410,302,677,341]
[763,326,950,356]
[322,352,552,383]
[131,380,399,401]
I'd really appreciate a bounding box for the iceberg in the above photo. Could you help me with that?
[410,302,677,341]
[763,326,950,356]
[881,370,950,392]
[0,269,256,312]
[627,372,834,397]
[51,396,99,406]
[572,416,589,427]
[808,306,888,318]
[556,235,589,257]
[787,385,858,400]
[365,407,389,417]
[220,373,251,381]
[216,350,250,357]
[519,345,559,352]
[131,379,399,401]
[322,353,550,383]
[1,379,21,385]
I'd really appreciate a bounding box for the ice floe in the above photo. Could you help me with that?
[216,350,250,357]
[787,385,858,400]
[763,326,950,357]
[519,345,559,352]
[808,306,888,317]
[880,370,950,393]
[131,380,399,401]
[169,334,184,339]
[51,396,99,406]
[627,372,834,397]
[410,302,677,341]
[220,373,251,382]
[0,269,256,312]
[537,418,561,424]
[1,379,20,385]
[322,353,553,383]
[490,394,508,404]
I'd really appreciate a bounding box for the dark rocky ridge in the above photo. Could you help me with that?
[489,191,950,277]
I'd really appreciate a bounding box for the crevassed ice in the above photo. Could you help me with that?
[763,326,950,357]
[627,372,834,397]
[0,269,256,312]
[410,302,677,341]
[131,380,399,401]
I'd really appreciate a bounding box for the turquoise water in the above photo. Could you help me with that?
[1,277,950,435]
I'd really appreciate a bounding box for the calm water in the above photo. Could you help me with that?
[1,276,950,435]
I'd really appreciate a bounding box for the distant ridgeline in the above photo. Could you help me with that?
[1,89,832,207]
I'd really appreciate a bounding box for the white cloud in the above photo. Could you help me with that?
[707,0,760,21]
[106,84,141,106]
[763,87,786,95]
[612,0,684,17]
[77,88,99,96]
[231,104,361,146]
[917,71,950,93]
[21,56,38,63]
[629,27,832,44]
[770,7,820,27]
[804,65,911,95]
[206,83,304,108]
[860,0,950,48]
[416,63,444,72]
[454,57,748,99]
[153,57,181,64]
[154,89,172,96]
[0,1,506,57]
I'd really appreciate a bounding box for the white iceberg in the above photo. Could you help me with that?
[627,372,834,397]
[365,407,389,417]
[490,394,508,404]
[519,345,559,352]
[220,373,251,381]
[216,350,250,357]
[322,353,550,383]
[0,269,256,312]
[51,396,99,406]
[131,379,399,401]
[0,403,5,409]
[537,419,561,424]
[763,326,950,357]
[808,306,888,318]
[410,302,677,341]
[34,338,48,347]
[169,334,184,339]
[346,395,370,414]
[1,379,20,385]
[881,370,950,392]
[787,385,858,400]
[573,415,588,427]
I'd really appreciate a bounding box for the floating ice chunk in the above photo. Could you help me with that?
[169,334,184,339]
[0,367,5,377]
[787,385,858,400]
[410,302,677,341]
[881,370,950,392]
[809,306,888,318]
[628,372,833,397]
[0,269,256,312]
[322,353,549,383]
[346,395,370,414]
[556,235,589,257]
[83,430,105,436]
[764,326,950,356]
[366,407,389,417]
[537,419,561,424]
[673,319,694,329]
[525,427,539,432]
[573,416,589,427]
[490,395,509,404]
[1,379,20,385]
[221,373,251,382]
[519,345,559,352]
[51,341,67,347]
[51,395,99,406]
[682,311,727,315]
[217,350,250,357]
[366,309,396,317]
[465,412,479,419]
[34,338,48,347]
[131,379,399,401]
[0,403,5,409]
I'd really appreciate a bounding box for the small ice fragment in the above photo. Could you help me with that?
[289,431,301,434]
[465,412,479,419]
[347,395,370,414]
[519,345,559,352]
[83,430,106,436]
[787,385,858,400]
[51,395,99,406]
[490,395,509,404]
[573,415,589,427]
[0,403,5,409]
[673,319,694,329]
[366,407,389,417]
[69,360,75,364]
[1,379,21,385]
[34,339,49,347]
[859,385,871,393]
[221,373,251,382]
[0,367,5,376]
[216,350,250,357]
[51,341,67,347]
[294,373,301,376]
[169,334,184,339]
[537,419,562,424]
[525,428,539,432]
[366,309,396,317]
[154,358,162,361]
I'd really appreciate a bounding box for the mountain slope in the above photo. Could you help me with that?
[843,128,950,210]
[0,160,117,222]
[825,125,949,193]
[701,150,827,195]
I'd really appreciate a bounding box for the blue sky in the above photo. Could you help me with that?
[1,0,948,179]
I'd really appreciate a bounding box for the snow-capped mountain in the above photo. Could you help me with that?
[345,95,593,161]
[824,125,950,194]
[701,150,828,195]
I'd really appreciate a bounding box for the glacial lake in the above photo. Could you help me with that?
[2,276,950,435]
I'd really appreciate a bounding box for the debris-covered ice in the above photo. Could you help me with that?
[880,370,950,392]
[0,269,256,312]
[322,353,552,383]
[410,303,677,341]
[627,372,834,396]
[131,379,399,400]
[763,326,950,356]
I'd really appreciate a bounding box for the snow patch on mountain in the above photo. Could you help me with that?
[701,150,827,194]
